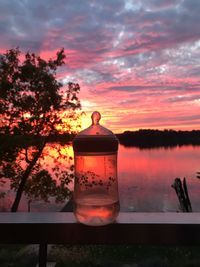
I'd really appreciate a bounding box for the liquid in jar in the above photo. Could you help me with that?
[73,152,120,226]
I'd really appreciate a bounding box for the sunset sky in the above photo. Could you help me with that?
[0,0,200,133]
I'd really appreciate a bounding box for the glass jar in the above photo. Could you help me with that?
[72,111,120,226]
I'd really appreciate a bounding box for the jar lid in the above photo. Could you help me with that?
[73,111,118,153]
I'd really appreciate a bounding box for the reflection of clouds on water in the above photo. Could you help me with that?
[118,144,200,212]
[0,191,13,211]
[27,198,65,212]
[1,143,200,212]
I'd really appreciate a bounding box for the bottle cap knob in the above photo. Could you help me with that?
[91,111,101,125]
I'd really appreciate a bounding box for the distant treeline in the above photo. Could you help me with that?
[1,130,200,149]
[116,129,200,148]
[0,133,74,148]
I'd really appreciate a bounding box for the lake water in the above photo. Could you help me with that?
[1,143,200,212]
[118,145,200,212]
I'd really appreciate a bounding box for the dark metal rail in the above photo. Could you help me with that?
[1,212,200,266]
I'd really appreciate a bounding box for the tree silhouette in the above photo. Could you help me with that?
[0,48,80,211]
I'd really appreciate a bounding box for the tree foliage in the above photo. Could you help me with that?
[0,48,81,136]
[0,48,81,211]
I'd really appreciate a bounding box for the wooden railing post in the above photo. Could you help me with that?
[39,243,47,267]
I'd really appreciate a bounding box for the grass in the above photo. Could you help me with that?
[0,245,37,267]
[50,245,200,267]
[1,244,200,267]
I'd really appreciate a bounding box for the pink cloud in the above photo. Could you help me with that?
[1,0,200,132]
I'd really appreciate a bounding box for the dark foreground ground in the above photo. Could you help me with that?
[1,244,200,267]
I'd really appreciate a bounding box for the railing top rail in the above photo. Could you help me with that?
[1,212,200,224]
[1,212,200,245]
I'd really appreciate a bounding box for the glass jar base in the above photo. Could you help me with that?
[74,199,120,226]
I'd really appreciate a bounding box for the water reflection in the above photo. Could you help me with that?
[0,142,200,212]
[118,145,200,212]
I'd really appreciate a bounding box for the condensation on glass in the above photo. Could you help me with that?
[73,111,120,226]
